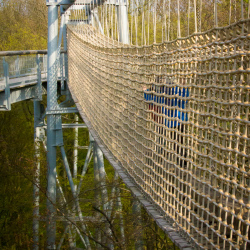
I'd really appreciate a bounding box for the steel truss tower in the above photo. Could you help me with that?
[33,0,131,249]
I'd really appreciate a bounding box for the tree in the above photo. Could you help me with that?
[0,101,37,249]
[0,0,47,51]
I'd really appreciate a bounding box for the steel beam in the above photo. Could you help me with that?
[77,141,93,195]
[60,146,92,249]
[61,123,87,128]
[0,50,66,56]
[46,107,79,115]
[0,85,44,108]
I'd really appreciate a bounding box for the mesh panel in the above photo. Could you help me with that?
[67,21,250,249]
[0,55,47,79]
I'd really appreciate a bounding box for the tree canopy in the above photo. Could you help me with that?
[0,0,47,51]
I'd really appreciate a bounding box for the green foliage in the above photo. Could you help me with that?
[0,0,47,51]
[0,101,35,249]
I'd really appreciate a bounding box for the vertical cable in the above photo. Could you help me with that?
[229,0,232,25]
[143,0,146,45]
[102,4,105,38]
[199,0,202,32]
[117,3,119,43]
[248,0,250,18]
[105,3,108,38]
[164,0,167,41]
[115,4,117,42]
[162,0,164,43]
[142,0,145,45]
[194,0,197,32]
[100,5,103,43]
[214,0,218,28]
[97,3,99,45]
[136,0,139,46]
[188,0,190,36]
[108,2,111,43]
[153,0,157,43]
[177,0,181,37]
[234,0,236,23]
[127,0,130,44]
[148,0,150,44]
[241,0,244,19]
[92,0,94,43]
[130,0,133,44]
[168,0,170,41]
[110,4,114,41]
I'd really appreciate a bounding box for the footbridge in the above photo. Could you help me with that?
[1,0,250,249]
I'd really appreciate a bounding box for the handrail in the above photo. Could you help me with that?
[0,49,67,57]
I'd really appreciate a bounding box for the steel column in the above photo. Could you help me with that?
[132,200,143,250]
[33,100,42,250]
[114,172,125,243]
[46,2,59,248]
[93,141,114,249]
[73,115,79,189]
[93,141,102,248]
[60,146,92,249]
[3,58,11,110]
[116,0,129,44]
[63,11,68,85]
[72,114,78,248]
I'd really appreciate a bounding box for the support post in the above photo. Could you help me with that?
[114,172,125,243]
[132,200,143,250]
[3,58,11,110]
[36,55,43,101]
[33,100,42,250]
[60,146,91,249]
[116,0,129,44]
[71,114,78,248]
[93,138,102,249]
[96,145,109,213]
[46,2,59,249]
[73,114,78,189]
[63,11,68,90]
[15,55,20,77]
[93,140,114,249]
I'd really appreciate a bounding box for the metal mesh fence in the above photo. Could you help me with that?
[67,21,250,249]
[0,54,47,79]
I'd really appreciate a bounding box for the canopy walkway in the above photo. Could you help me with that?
[0,0,249,249]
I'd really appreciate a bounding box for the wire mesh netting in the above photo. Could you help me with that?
[0,55,47,79]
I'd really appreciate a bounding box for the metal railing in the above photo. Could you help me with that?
[0,50,47,79]
[0,50,67,111]
[0,50,67,82]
